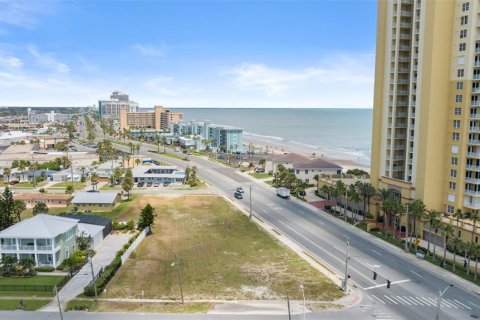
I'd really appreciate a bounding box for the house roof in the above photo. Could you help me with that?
[132,165,184,178]
[51,168,82,176]
[272,153,309,164]
[0,214,78,238]
[2,144,38,154]
[71,191,119,205]
[62,214,111,226]
[77,223,104,238]
[294,158,343,169]
[13,193,73,201]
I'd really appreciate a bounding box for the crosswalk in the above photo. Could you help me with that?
[371,294,472,310]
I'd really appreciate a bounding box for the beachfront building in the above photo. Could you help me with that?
[208,125,243,152]
[98,91,139,119]
[371,0,480,243]
[119,105,183,131]
[293,159,342,183]
[27,108,72,123]
[172,120,211,137]
[132,165,186,185]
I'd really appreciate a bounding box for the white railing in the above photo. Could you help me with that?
[121,226,150,264]
[18,245,34,251]
[36,245,52,251]
[0,245,16,250]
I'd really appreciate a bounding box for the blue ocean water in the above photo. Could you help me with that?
[173,108,373,165]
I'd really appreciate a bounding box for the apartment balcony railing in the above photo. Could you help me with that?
[467,164,480,171]
[468,152,480,158]
[472,101,480,106]
[398,56,411,62]
[397,101,409,106]
[400,22,412,28]
[473,75,480,80]
[469,139,480,145]
[472,88,480,94]
[411,101,416,106]
[18,245,34,251]
[396,79,410,84]
[399,45,411,50]
[36,245,53,251]
[476,47,480,53]
[470,127,480,132]
[464,189,480,196]
[464,199,480,209]
[390,90,409,95]
[0,245,17,250]
[393,155,405,160]
[394,144,406,149]
[400,11,413,16]
[466,177,480,184]
[475,61,480,67]
[394,123,408,128]
[471,114,480,119]
[394,135,407,139]
[408,158,413,164]
[392,167,404,172]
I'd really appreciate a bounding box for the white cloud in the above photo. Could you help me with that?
[0,0,58,28]
[27,45,70,73]
[0,53,23,68]
[131,43,167,57]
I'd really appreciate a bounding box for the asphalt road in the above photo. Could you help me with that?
[110,139,480,320]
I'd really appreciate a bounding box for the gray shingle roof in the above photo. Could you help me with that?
[0,214,78,238]
[71,191,119,205]
[293,158,342,169]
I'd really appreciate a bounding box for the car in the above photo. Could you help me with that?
[183,150,188,154]
[163,181,170,187]
[87,189,99,193]
[234,191,243,199]
[153,182,160,187]
[236,187,244,193]
[254,167,265,173]
[9,181,19,185]
[137,182,144,187]
[146,182,153,187]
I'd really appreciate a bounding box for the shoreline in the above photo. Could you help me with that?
[243,135,371,172]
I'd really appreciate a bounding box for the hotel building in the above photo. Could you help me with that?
[371,0,480,242]
[98,91,139,119]
[119,105,183,131]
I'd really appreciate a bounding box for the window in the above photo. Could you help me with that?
[305,170,308,174]
[449,182,456,190]
[453,132,460,141]
[461,16,469,25]
[451,157,458,165]
[453,120,461,128]
[460,29,468,38]
[457,82,464,90]
[447,205,455,214]
[462,2,470,11]
[455,107,462,115]
[450,169,457,177]
[457,69,465,77]
[456,95,463,102]
[458,230,462,237]
[459,43,466,51]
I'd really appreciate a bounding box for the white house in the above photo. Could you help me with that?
[132,165,186,185]
[293,158,343,183]
[51,168,83,182]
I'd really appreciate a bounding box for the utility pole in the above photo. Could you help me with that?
[342,240,350,292]
[286,291,291,320]
[172,254,184,304]
[249,184,252,219]
[54,285,64,320]
[436,285,453,320]
[404,203,409,253]
[299,285,305,320]
[88,257,98,301]
[344,188,348,222]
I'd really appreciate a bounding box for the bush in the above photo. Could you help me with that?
[126,220,135,231]
[84,256,122,297]
[376,215,384,223]
[36,266,55,272]
[112,220,125,230]
[39,188,46,193]
[369,227,380,232]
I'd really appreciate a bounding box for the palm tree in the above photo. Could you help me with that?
[29,162,38,187]
[335,180,347,220]
[451,237,463,272]
[259,158,266,171]
[18,160,26,181]
[376,188,390,234]
[441,223,454,267]
[313,174,320,193]
[348,184,361,222]
[468,210,479,248]
[125,154,131,168]
[3,167,11,183]
[391,200,405,240]
[357,182,376,216]
[426,210,440,256]
[409,199,426,252]
[431,217,442,261]
[135,158,141,167]
[470,243,480,281]
[320,184,330,200]
[90,172,99,191]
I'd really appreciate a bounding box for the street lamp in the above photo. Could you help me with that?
[436,284,453,320]
[249,184,252,219]
[88,256,98,301]
[404,203,409,253]
[342,240,350,292]
[299,284,305,320]
[171,254,184,304]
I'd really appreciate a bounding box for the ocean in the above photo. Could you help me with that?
[173,108,373,166]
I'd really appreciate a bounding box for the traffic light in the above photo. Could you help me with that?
[387,280,391,289]
[464,260,468,268]
[373,271,377,280]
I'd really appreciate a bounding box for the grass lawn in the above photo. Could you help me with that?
[174,180,208,190]
[264,180,274,186]
[91,301,212,313]
[49,181,86,190]
[21,206,71,220]
[8,182,45,189]
[249,172,271,179]
[0,275,66,297]
[0,299,51,311]
[105,196,342,301]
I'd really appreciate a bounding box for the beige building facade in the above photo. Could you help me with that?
[371,0,480,243]
[119,105,183,131]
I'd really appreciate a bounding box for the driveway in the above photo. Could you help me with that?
[40,233,131,312]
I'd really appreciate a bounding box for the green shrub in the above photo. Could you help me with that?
[370,227,380,232]
[126,220,135,230]
[36,266,55,272]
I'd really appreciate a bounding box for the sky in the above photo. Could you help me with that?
[0,0,378,108]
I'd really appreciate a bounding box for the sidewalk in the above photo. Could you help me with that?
[292,197,480,295]
[40,234,131,312]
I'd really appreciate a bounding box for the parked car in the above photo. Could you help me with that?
[146,182,153,187]
[9,181,19,185]
[234,191,243,199]
[163,181,170,187]
[137,182,144,187]
[254,167,265,173]
[87,189,99,193]
[236,187,244,193]
[276,187,290,199]
[153,182,160,187]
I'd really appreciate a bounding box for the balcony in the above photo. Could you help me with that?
[475,61,480,68]
[464,189,480,196]
[474,75,480,80]
[394,123,408,128]
[472,88,480,94]
[400,11,413,16]
[399,45,411,51]
[400,22,412,28]
[18,245,34,251]
[464,199,480,209]
[398,56,411,62]
[469,139,480,145]
[471,114,480,119]
[471,127,480,132]
[394,134,407,139]
[36,245,53,251]
[466,177,480,184]
[0,245,17,250]
[394,144,406,149]
[468,152,480,158]
[393,155,405,160]
[472,101,480,106]
[467,164,480,171]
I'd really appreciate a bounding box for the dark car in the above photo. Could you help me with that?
[234,191,243,199]
[163,181,170,187]
[146,182,153,187]
[236,187,244,193]
[87,189,99,193]
[137,182,144,187]
[9,180,19,185]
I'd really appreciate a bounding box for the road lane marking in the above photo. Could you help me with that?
[409,297,424,306]
[418,297,436,307]
[409,270,423,278]
[394,296,410,305]
[363,279,410,291]
[441,299,457,308]
[369,249,382,256]
[383,295,398,304]
[423,297,438,306]
[371,294,385,304]
[402,296,417,305]
[453,299,471,310]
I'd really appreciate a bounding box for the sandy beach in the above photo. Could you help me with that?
[243,135,370,172]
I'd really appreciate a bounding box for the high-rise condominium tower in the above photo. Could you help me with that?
[371,0,480,215]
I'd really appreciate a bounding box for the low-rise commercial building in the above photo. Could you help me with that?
[27,108,72,123]
[132,165,186,185]
[13,193,73,208]
[71,191,121,211]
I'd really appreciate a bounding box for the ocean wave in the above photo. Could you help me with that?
[243,132,284,141]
